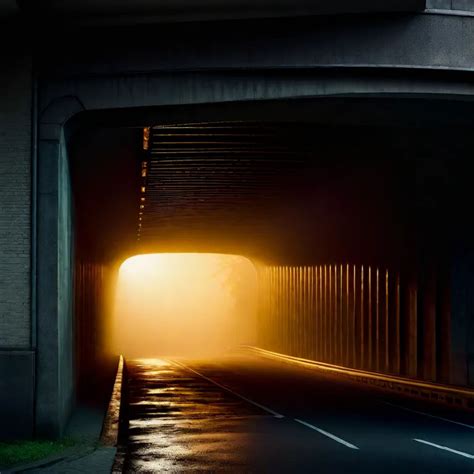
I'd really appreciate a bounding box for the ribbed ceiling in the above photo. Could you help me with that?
[138,122,312,246]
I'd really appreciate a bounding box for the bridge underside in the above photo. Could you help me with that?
[11,97,474,440]
[69,101,474,392]
[2,7,474,440]
[8,0,426,24]
[73,97,474,265]
[71,98,474,380]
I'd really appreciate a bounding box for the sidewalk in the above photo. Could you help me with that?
[6,405,116,474]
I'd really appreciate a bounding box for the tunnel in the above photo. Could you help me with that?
[5,2,474,470]
[61,97,474,407]
[31,95,471,470]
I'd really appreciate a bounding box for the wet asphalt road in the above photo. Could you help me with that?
[118,355,474,473]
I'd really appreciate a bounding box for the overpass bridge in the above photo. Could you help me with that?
[1,1,474,454]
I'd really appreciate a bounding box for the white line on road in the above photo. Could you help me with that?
[294,418,359,450]
[168,359,285,419]
[414,438,474,459]
[381,401,474,430]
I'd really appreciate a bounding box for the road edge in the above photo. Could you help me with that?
[100,355,124,446]
[241,346,474,410]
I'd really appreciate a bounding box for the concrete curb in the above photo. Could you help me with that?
[100,355,124,447]
[241,346,474,410]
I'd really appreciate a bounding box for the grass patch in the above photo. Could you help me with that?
[0,439,75,469]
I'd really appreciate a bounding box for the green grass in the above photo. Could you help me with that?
[0,439,75,469]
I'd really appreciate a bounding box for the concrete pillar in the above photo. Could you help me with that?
[36,133,74,437]
[34,95,83,437]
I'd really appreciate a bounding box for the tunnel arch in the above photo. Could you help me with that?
[36,65,474,436]
[38,94,474,436]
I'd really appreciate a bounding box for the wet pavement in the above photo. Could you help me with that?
[117,356,474,473]
[118,359,263,472]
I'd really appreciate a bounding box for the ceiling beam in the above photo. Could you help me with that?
[18,0,426,24]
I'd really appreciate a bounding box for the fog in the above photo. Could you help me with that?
[111,253,257,358]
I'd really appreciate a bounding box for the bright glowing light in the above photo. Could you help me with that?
[112,253,257,358]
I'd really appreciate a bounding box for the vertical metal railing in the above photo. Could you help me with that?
[74,261,108,394]
[257,262,450,382]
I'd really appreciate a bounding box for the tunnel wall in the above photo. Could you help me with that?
[257,263,459,386]
[74,261,111,399]
[450,252,474,387]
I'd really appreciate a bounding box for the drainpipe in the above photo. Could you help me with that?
[31,66,38,351]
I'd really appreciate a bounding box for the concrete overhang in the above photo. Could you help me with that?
[17,0,426,24]
[0,0,18,17]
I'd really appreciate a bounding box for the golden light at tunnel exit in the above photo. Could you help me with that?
[111,253,258,358]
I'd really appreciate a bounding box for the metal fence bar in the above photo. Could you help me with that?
[255,262,447,383]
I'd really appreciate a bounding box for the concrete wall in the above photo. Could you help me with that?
[0,55,34,438]
[0,55,31,348]
[427,0,474,11]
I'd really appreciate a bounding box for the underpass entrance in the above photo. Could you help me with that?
[111,253,257,358]
[36,97,474,438]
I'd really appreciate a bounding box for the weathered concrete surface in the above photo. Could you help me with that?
[0,351,35,439]
[428,0,474,11]
[0,55,31,348]
[9,0,426,25]
[36,133,74,437]
[0,54,33,438]
[0,0,18,17]
[38,13,474,81]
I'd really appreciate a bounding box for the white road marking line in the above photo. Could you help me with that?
[294,418,359,450]
[168,359,285,419]
[382,401,474,430]
[414,438,474,459]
